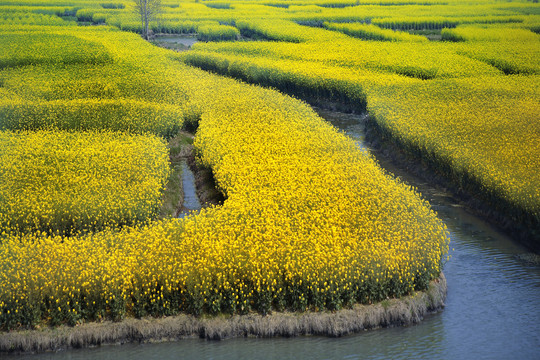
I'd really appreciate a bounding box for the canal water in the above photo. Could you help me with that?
[13,111,540,359]
[152,35,198,50]
[178,160,201,219]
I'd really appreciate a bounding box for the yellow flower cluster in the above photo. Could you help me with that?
[187,38,503,79]
[441,24,540,42]
[0,5,73,26]
[197,23,240,42]
[0,97,185,137]
[323,21,428,42]
[0,5,450,329]
[0,32,112,68]
[235,19,340,43]
[0,27,188,136]
[0,130,170,236]
[367,76,540,219]
[454,41,540,75]
[0,86,449,326]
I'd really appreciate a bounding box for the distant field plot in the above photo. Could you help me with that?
[0,26,190,136]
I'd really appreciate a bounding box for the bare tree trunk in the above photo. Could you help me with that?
[140,13,144,39]
[133,0,160,40]
[144,0,148,39]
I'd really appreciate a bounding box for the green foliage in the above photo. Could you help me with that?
[0,33,112,69]
[197,23,239,41]
[324,21,428,41]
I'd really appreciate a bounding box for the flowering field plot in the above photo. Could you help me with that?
[1,83,450,327]
[2,0,534,330]
[0,26,191,136]
[0,130,170,236]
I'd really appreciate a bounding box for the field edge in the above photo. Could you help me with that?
[0,274,446,354]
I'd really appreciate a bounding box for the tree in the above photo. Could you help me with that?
[133,0,162,40]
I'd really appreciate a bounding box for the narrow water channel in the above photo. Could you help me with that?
[178,160,201,218]
[13,111,539,360]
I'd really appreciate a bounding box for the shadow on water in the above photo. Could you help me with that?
[12,110,540,360]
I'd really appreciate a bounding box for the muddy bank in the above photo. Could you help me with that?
[160,131,224,218]
[0,275,446,354]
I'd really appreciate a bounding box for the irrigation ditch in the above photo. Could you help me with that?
[160,130,223,220]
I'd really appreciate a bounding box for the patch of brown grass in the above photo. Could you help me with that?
[1,274,446,354]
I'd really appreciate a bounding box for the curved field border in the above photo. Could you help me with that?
[365,115,539,252]
[181,53,539,251]
[0,274,446,354]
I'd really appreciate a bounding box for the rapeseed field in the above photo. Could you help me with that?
[4,0,534,329]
